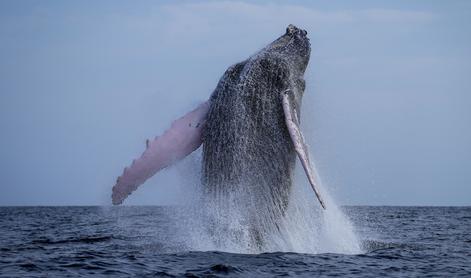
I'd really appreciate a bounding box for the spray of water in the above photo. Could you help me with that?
[170,82,362,253]
[171,149,363,255]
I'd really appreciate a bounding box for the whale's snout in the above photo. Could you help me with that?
[281,24,310,74]
[286,24,307,37]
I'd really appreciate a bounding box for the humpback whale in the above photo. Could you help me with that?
[112,25,326,239]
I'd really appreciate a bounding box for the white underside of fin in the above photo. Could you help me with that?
[112,101,210,205]
[282,90,326,209]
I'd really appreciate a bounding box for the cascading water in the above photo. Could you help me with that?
[171,148,363,255]
[167,55,362,254]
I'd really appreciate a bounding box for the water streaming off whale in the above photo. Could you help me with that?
[167,146,362,254]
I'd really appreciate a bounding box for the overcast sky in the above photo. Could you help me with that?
[0,1,470,206]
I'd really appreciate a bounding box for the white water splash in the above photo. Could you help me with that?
[277,167,362,254]
[172,150,363,255]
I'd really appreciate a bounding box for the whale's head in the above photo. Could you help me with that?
[262,24,311,75]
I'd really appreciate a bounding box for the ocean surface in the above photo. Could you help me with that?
[0,206,470,277]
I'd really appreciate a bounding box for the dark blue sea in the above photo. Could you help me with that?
[1,206,470,277]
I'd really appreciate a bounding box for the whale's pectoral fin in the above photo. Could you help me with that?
[281,90,326,209]
[112,101,210,205]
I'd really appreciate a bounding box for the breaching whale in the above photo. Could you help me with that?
[112,25,326,232]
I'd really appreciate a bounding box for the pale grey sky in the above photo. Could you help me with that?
[0,1,470,206]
